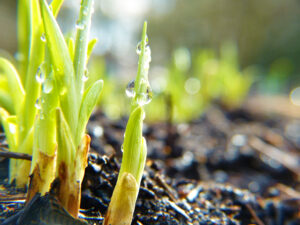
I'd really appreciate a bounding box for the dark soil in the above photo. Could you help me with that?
[1,98,300,225]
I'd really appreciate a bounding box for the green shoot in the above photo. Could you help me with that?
[104,21,151,225]
[0,0,102,218]
[30,0,103,217]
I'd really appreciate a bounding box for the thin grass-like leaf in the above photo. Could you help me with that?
[87,38,97,62]
[0,90,14,114]
[74,0,94,97]
[17,0,31,83]
[76,79,103,143]
[119,106,144,180]
[50,0,64,17]
[0,108,17,150]
[56,108,76,166]
[0,58,25,113]
[40,0,78,134]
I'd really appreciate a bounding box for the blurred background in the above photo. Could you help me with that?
[1,0,300,121]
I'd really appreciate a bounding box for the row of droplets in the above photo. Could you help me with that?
[125,37,152,106]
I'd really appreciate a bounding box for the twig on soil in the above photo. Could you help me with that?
[248,136,300,178]
[0,147,32,160]
[245,203,265,225]
[155,174,177,202]
[276,183,300,199]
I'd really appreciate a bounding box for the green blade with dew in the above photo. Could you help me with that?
[73,0,94,98]
[20,0,44,141]
[40,0,78,135]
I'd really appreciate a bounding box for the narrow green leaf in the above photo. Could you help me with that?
[0,58,25,113]
[0,90,14,114]
[119,106,144,180]
[136,137,147,184]
[132,21,151,109]
[37,69,58,155]
[40,0,78,134]
[0,108,17,150]
[87,38,97,62]
[56,108,76,166]
[74,0,94,97]
[20,0,45,141]
[39,0,73,79]
[76,79,103,143]
[50,0,64,17]
[17,0,31,83]
[67,37,75,62]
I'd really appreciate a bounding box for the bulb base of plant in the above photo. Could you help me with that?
[26,151,56,202]
[104,172,139,225]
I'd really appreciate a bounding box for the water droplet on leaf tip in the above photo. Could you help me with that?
[136,42,142,55]
[42,79,53,94]
[9,124,16,134]
[41,33,46,42]
[82,69,89,82]
[75,20,85,30]
[137,85,153,106]
[121,144,124,153]
[35,98,41,109]
[36,67,45,83]
[125,80,136,98]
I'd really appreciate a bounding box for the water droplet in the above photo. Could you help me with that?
[83,9,88,16]
[35,98,41,109]
[40,113,45,120]
[36,67,45,83]
[144,46,151,69]
[136,42,142,55]
[75,20,85,30]
[42,79,53,94]
[125,80,136,98]
[82,69,88,82]
[9,124,16,134]
[121,144,124,153]
[137,84,153,106]
[40,33,46,42]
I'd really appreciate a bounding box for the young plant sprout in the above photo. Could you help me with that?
[0,0,64,188]
[0,0,102,218]
[104,22,152,225]
[29,0,102,217]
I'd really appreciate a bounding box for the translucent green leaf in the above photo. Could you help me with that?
[56,108,76,166]
[40,0,73,80]
[0,108,17,150]
[17,0,30,83]
[67,37,75,62]
[0,58,25,113]
[119,106,144,180]
[40,0,78,134]
[50,0,64,17]
[87,38,97,62]
[76,79,103,143]
[74,0,94,97]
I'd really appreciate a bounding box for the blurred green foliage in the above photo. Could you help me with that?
[89,42,253,122]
